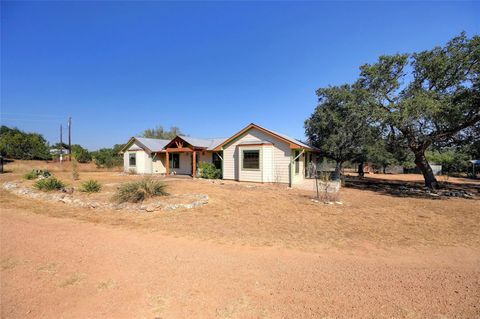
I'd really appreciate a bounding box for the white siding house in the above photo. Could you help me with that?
[120,123,319,185]
[214,124,318,185]
[122,137,170,174]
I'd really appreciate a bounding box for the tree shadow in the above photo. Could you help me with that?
[345,175,479,199]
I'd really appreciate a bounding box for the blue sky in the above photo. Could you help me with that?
[1,1,479,150]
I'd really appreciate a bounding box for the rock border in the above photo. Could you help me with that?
[2,182,208,212]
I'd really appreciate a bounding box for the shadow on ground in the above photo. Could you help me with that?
[345,176,479,199]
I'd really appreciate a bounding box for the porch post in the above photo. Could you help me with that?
[166,151,170,175]
[192,151,196,177]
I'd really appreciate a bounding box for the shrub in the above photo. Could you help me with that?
[72,161,80,180]
[113,178,168,203]
[197,162,221,179]
[34,177,65,191]
[79,179,102,193]
[24,169,52,180]
[74,148,92,163]
[92,148,123,168]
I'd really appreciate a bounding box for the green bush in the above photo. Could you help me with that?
[197,162,221,179]
[74,148,92,163]
[113,178,168,203]
[24,169,52,180]
[92,148,123,168]
[79,179,102,193]
[34,177,65,191]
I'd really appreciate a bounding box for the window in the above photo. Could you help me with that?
[294,150,300,174]
[242,150,260,170]
[212,152,222,170]
[169,153,180,169]
[129,153,136,166]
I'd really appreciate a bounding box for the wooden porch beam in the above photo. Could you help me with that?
[165,147,193,153]
[166,150,170,175]
[192,151,196,177]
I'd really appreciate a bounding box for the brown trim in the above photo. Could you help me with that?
[213,123,308,151]
[165,136,191,149]
[238,143,273,147]
[192,151,197,177]
[166,150,170,175]
[119,137,152,154]
[166,147,193,153]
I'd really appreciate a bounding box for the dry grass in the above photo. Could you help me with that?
[1,161,479,251]
[3,159,122,174]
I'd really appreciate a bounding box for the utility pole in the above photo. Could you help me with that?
[60,124,63,163]
[68,117,72,161]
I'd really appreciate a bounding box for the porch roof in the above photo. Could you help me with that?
[179,136,228,150]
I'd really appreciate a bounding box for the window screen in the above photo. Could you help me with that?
[129,153,136,166]
[243,150,260,169]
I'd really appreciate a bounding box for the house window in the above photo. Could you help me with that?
[294,150,300,174]
[169,153,180,169]
[242,150,260,170]
[212,152,222,170]
[129,153,136,166]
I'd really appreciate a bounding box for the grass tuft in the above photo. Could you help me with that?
[113,178,168,203]
[79,179,102,193]
[34,177,65,191]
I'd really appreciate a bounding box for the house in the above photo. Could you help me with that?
[120,123,320,186]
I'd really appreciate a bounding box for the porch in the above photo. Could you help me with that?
[164,136,222,177]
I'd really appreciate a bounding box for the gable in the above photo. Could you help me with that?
[127,142,143,151]
[214,123,308,151]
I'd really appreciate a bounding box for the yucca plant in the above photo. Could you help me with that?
[34,177,65,191]
[79,179,102,193]
[113,178,168,203]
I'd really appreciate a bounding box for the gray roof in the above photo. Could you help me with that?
[253,123,318,150]
[135,137,170,152]
[179,136,227,150]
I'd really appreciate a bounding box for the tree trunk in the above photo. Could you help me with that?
[414,151,438,189]
[333,161,343,180]
[358,162,364,177]
[382,166,386,174]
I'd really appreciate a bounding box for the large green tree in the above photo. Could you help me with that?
[0,126,51,160]
[305,85,377,177]
[358,33,480,188]
[142,126,183,140]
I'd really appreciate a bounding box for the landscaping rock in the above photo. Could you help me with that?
[62,187,75,194]
[2,181,210,212]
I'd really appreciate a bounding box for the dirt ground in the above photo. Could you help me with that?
[1,161,479,318]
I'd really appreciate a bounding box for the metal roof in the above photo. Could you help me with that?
[257,124,317,150]
[135,137,171,152]
[179,136,227,150]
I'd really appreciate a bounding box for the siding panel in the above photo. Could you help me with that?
[222,128,293,183]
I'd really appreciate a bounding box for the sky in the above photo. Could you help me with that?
[1,1,479,150]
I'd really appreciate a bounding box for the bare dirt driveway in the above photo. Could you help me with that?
[1,165,479,318]
[2,207,479,318]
